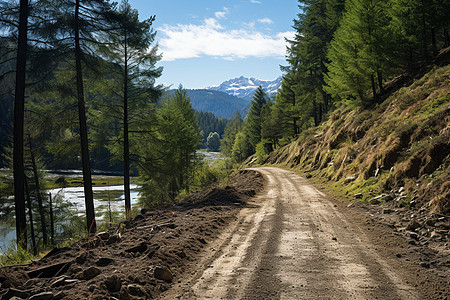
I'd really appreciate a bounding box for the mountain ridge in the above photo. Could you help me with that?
[207,76,282,100]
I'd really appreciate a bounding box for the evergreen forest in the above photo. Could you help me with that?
[0,0,449,260]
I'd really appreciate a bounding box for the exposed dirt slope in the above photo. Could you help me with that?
[0,170,264,300]
[263,63,449,216]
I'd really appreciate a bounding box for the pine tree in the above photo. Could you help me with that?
[245,86,268,153]
[324,0,392,104]
[100,0,162,220]
[220,111,244,156]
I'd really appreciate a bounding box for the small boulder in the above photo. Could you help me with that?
[95,257,114,267]
[125,242,147,254]
[154,266,173,282]
[127,284,147,297]
[83,266,101,280]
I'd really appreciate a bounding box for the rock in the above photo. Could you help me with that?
[96,231,109,240]
[344,175,357,184]
[354,193,363,199]
[125,242,147,254]
[29,292,54,300]
[383,208,393,214]
[154,266,173,282]
[95,257,114,267]
[83,266,101,280]
[398,186,405,193]
[127,284,147,297]
[406,220,421,231]
[104,275,122,293]
[128,283,147,297]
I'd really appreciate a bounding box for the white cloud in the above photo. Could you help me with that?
[215,7,229,19]
[257,17,274,24]
[250,0,261,3]
[158,18,295,62]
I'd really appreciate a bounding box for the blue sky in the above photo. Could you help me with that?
[128,0,298,89]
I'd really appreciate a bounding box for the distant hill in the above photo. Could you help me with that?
[208,76,282,100]
[165,89,250,119]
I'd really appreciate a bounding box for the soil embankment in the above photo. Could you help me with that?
[0,170,264,300]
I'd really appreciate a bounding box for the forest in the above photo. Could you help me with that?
[0,0,449,259]
[221,0,449,164]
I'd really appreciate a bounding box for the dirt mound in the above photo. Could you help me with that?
[0,170,264,300]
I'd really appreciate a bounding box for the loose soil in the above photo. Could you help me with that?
[0,167,448,300]
[0,170,264,300]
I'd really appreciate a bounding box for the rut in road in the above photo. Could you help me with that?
[162,167,419,300]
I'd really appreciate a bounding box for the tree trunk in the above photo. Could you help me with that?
[312,99,319,127]
[371,75,377,103]
[13,0,29,250]
[421,0,429,61]
[377,69,383,94]
[25,177,36,255]
[123,33,131,220]
[28,135,48,245]
[49,193,54,245]
[75,0,96,234]
[431,27,437,57]
[289,88,298,135]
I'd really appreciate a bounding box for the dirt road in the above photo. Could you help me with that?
[162,167,420,299]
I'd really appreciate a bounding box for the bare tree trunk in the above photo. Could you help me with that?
[28,135,47,245]
[25,177,36,255]
[49,193,54,245]
[123,33,131,220]
[13,0,29,250]
[75,0,96,234]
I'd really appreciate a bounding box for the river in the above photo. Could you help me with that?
[0,184,140,252]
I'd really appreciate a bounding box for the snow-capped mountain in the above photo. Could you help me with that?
[207,76,282,100]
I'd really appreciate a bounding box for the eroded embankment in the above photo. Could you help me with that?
[263,64,450,216]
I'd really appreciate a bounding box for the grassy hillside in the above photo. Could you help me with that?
[261,63,449,215]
